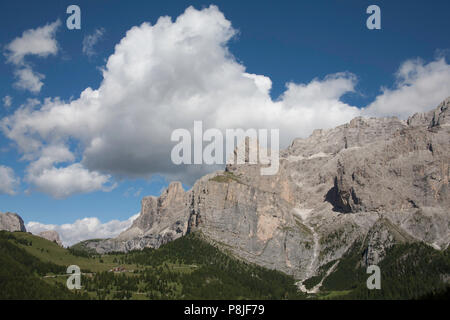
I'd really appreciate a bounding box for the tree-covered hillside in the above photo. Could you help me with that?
[307,241,450,300]
[1,230,448,300]
[0,231,304,300]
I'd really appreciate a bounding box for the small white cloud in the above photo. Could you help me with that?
[0,165,20,195]
[2,96,12,108]
[13,67,45,93]
[4,20,60,94]
[5,20,61,65]
[26,213,140,246]
[364,57,450,118]
[82,28,105,57]
[134,187,143,197]
[123,187,143,197]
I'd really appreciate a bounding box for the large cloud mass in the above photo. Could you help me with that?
[1,6,449,198]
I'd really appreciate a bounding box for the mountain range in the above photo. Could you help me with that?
[1,97,449,297]
[76,97,450,292]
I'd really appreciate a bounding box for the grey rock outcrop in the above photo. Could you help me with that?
[84,181,191,253]
[86,97,450,282]
[0,212,26,232]
[38,230,63,246]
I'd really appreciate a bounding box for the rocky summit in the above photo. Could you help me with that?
[38,230,63,246]
[84,98,450,285]
[0,211,26,233]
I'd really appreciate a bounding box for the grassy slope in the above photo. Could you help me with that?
[10,232,136,272]
[0,231,86,299]
[1,231,304,300]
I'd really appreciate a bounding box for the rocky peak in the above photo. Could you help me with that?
[115,181,189,245]
[430,96,450,127]
[0,212,26,232]
[407,111,433,127]
[407,97,450,128]
[159,181,185,206]
[38,230,63,246]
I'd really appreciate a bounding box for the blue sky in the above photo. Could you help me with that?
[0,0,449,244]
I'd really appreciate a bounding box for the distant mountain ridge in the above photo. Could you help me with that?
[38,230,63,246]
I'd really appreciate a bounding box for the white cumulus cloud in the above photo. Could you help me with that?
[22,144,116,198]
[13,67,45,93]
[26,163,116,199]
[0,165,20,195]
[26,213,139,247]
[4,19,60,93]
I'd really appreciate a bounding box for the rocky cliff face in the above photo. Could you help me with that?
[85,98,450,283]
[0,212,26,232]
[38,230,63,246]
